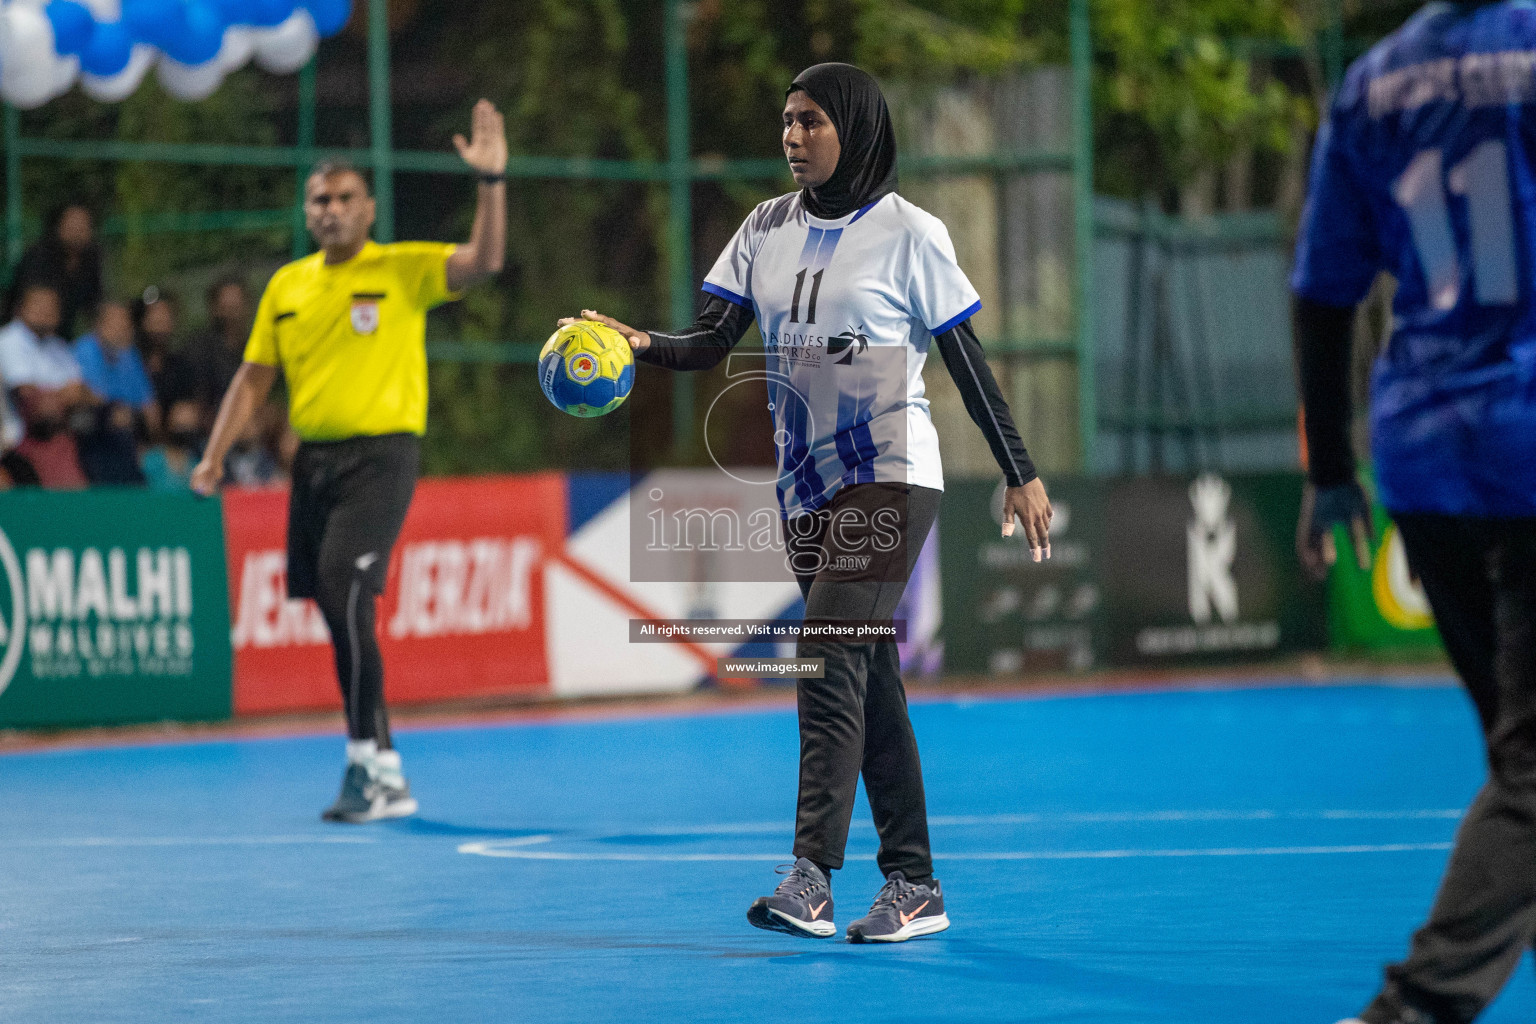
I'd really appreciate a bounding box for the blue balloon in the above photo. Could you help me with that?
[210,0,246,23]
[121,0,182,48]
[46,0,97,56]
[80,19,134,76]
[305,0,352,38]
[163,1,225,65]
[248,0,297,28]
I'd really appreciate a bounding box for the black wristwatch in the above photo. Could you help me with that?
[479,172,505,185]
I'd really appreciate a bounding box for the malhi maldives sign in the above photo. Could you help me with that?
[0,489,232,728]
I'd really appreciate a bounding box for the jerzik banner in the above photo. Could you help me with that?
[224,475,566,715]
[0,489,232,729]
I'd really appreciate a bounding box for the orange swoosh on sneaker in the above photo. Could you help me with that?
[898,900,930,927]
[808,901,828,920]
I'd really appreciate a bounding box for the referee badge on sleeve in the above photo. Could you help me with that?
[351,293,384,335]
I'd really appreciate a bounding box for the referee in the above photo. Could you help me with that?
[193,99,508,823]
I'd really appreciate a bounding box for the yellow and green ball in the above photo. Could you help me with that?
[538,321,635,418]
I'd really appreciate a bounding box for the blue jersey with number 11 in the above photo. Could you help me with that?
[1292,1,1536,516]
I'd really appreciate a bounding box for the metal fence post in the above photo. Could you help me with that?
[1322,0,1345,95]
[4,103,21,271]
[291,57,318,260]
[1070,0,1097,473]
[368,0,395,243]
[664,0,694,455]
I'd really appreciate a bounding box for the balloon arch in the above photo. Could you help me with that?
[0,0,350,106]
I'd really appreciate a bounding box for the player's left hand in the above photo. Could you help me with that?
[454,98,507,177]
[1002,477,1052,561]
[1297,480,1374,580]
[557,310,651,354]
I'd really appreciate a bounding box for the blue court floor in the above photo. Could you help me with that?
[2,681,1533,1024]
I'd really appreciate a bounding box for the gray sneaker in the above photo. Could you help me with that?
[321,763,419,823]
[747,858,836,938]
[846,871,949,942]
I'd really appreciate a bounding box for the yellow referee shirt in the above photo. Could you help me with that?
[244,241,459,441]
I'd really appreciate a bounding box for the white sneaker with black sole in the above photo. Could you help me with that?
[846,871,950,942]
[747,858,836,938]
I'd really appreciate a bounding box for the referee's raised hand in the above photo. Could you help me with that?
[453,99,507,177]
[1001,478,1053,561]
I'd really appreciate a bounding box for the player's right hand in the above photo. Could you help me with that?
[1002,477,1053,561]
[190,458,223,498]
[1297,480,1374,580]
[557,310,651,354]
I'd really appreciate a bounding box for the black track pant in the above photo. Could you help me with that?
[1363,514,1536,1024]
[782,483,941,880]
[287,434,419,748]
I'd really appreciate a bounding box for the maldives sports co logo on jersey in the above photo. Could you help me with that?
[767,324,869,368]
[0,523,197,700]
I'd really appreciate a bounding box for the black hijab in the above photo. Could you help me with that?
[787,63,898,220]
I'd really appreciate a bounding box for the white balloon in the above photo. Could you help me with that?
[216,25,255,74]
[80,42,151,101]
[156,53,225,101]
[78,0,122,19]
[253,9,317,75]
[0,4,61,109]
[50,53,80,99]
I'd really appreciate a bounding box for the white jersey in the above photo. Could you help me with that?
[703,192,981,518]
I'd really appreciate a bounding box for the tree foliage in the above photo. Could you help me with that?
[0,0,1343,474]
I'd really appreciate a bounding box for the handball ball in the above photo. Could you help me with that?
[539,321,635,418]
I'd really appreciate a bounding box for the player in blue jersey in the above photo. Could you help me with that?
[561,63,1053,942]
[1293,3,1536,1021]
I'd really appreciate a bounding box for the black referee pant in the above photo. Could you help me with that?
[287,433,420,749]
[782,482,941,883]
[1363,514,1536,1024]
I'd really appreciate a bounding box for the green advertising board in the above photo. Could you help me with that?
[1098,473,1327,668]
[941,473,1327,679]
[0,489,232,728]
[940,477,1107,676]
[1326,501,1443,656]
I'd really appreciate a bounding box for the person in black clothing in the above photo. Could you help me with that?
[1292,3,1536,1021]
[4,203,104,339]
[185,275,251,425]
[561,63,1053,943]
[132,287,195,411]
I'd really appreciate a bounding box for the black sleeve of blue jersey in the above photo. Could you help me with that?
[637,294,753,372]
[934,318,1037,488]
[1293,295,1357,488]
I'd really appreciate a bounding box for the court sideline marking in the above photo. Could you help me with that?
[8,809,1463,851]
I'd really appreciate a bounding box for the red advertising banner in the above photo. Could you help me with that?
[224,474,566,715]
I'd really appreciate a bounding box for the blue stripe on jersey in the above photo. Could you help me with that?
[797,227,823,266]
[852,416,879,483]
[778,374,824,512]
[796,227,845,271]
[833,388,880,487]
[701,282,750,307]
[931,299,983,337]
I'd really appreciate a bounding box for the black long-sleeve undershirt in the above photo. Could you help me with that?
[1292,295,1357,487]
[636,294,753,371]
[638,299,1036,487]
[933,317,1036,488]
